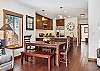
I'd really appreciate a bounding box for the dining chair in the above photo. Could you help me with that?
[24,35,36,51]
[50,37,68,66]
[59,36,74,67]
[24,35,36,61]
[59,38,68,67]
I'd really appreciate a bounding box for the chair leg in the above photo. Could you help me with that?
[31,56,33,62]
[66,55,67,67]
[48,57,51,71]
[53,55,55,66]
[21,52,23,64]
[25,55,28,62]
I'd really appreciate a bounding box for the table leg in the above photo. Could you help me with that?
[12,50,14,68]
[56,47,60,67]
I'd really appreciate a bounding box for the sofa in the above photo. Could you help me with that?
[0,39,13,71]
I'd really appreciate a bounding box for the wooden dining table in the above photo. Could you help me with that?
[25,41,66,67]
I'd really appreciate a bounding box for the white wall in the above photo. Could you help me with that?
[88,0,100,58]
[0,1,36,56]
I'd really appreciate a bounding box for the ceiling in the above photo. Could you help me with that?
[16,0,88,19]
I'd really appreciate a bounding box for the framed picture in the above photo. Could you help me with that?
[3,9,23,46]
[84,27,88,33]
[26,15,34,30]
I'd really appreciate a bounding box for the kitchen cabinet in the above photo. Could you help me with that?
[47,19,53,30]
[36,13,53,30]
[56,19,64,26]
[36,14,43,29]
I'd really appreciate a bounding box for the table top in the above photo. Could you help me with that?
[5,44,22,49]
[26,41,66,48]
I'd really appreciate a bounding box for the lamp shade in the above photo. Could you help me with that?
[0,24,13,30]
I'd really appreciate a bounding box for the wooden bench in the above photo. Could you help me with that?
[21,51,55,70]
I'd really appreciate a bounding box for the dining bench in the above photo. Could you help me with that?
[21,51,55,70]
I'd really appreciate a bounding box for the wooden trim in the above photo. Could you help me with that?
[77,24,89,46]
[88,58,97,62]
[26,15,34,30]
[3,9,23,48]
[22,14,23,48]
[36,13,52,20]
[3,9,23,17]
[80,24,88,25]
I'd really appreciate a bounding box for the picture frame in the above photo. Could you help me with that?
[3,9,23,46]
[26,15,34,30]
[84,27,88,33]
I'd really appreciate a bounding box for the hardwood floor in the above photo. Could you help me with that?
[13,42,100,71]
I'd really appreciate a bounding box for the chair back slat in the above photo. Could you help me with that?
[24,35,31,51]
[24,35,31,43]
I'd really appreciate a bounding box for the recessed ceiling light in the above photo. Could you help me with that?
[60,6,63,9]
[80,14,85,17]
[45,13,48,15]
[42,9,45,11]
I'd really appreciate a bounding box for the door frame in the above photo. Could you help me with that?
[78,24,88,46]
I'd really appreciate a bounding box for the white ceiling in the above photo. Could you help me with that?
[17,0,88,19]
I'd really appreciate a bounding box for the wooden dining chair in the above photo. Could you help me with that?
[60,36,73,67]
[24,35,36,61]
[50,37,68,66]
[24,35,36,51]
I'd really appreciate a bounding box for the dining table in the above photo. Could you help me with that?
[25,41,66,67]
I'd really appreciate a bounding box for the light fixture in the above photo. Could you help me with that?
[42,9,45,12]
[45,13,48,16]
[58,15,63,19]
[57,6,64,19]
[42,9,48,17]
[80,14,85,17]
[57,0,64,19]
[60,6,63,9]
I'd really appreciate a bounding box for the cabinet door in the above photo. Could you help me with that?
[47,19,53,30]
[36,14,43,29]
[43,19,48,30]
[56,19,64,26]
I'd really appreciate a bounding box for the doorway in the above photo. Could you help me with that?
[78,24,88,46]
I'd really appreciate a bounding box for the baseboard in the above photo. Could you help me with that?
[88,58,97,62]
[14,55,21,60]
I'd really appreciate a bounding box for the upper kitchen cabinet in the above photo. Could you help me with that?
[43,17,53,30]
[47,19,53,30]
[36,13,53,30]
[36,13,43,29]
[56,19,64,26]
